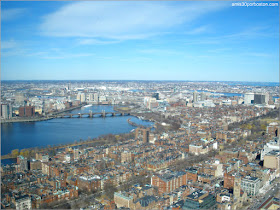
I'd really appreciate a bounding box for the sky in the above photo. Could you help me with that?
[1,1,279,82]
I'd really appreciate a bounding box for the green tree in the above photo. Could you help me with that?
[104,182,118,200]
[11,149,19,158]
[261,124,266,131]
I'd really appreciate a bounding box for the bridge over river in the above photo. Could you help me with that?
[53,111,130,118]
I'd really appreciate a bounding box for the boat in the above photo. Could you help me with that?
[83,104,92,108]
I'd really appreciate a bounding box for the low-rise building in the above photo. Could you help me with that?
[263,150,280,171]
[15,195,32,210]
[182,190,216,209]
[241,176,261,196]
[114,191,134,209]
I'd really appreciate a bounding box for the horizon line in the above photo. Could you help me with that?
[1,79,279,83]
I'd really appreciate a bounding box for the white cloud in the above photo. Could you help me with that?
[244,52,273,57]
[185,25,210,35]
[208,48,231,53]
[40,1,229,40]
[1,8,27,21]
[139,48,182,55]
[1,42,94,59]
[185,26,275,45]
[42,53,94,59]
[1,40,18,49]
[77,39,120,45]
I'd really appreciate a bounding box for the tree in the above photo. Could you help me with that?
[11,149,19,158]
[20,149,30,158]
[260,124,266,131]
[104,182,118,200]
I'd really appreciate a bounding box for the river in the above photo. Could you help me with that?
[1,105,153,158]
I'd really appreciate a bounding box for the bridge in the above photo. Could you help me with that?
[53,111,130,118]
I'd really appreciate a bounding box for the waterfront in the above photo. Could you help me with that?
[1,105,153,157]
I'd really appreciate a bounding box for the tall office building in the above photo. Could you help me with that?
[143,128,150,143]
[94,93,99,102]
[77,93,86,103]
[88,93,94,102]
[200,92,206,101]
[193,91,198,103]
[1,104,12,119]
[152,93,160,100]
[244,93,254,104]
[81,93,86,103]
[42,99,46,114]
[265,93,270,104]
[74,149,80,161]
[254,94,266,104]
[17,155,28,172]
[135,128,140,139]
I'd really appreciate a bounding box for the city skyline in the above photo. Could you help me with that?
[1,1,279,82]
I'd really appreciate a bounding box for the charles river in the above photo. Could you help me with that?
[1,105,153,162]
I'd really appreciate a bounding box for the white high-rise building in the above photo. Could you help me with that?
[200,92,206,101]
[265,93,270,104]
[77,93,86,103]
[1,104,12,119]
[88,93,94,101]
[94,93,99,102]
[261,138,280,160]
[244,93,254,104]
[80,93,86,102]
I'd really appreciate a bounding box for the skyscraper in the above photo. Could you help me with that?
[94,93,99,102]
[264,93,270,104]
[200,92,206,101]
[1,104,12,119]
[143,128,150,143]
[254,94,266,104]
[244,93,254,104]
[152,93,160,100]
[135,128,140,139]
[88,93,94,102]
[77,93,86,103]
[193,91,198,103]
[80,93,86,103]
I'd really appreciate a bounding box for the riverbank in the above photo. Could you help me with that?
[1,104,84,124]
[1,105,154,159]
[1,117,54,123]
[1,129,136,162]
[127,118,153,128]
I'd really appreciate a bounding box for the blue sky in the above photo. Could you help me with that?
[1,1,279,82]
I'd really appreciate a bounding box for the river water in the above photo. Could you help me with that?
[1,105,153,158]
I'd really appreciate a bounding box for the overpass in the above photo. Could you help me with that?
[53,111,130,118]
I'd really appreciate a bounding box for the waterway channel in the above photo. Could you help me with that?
[1,105,153,160]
